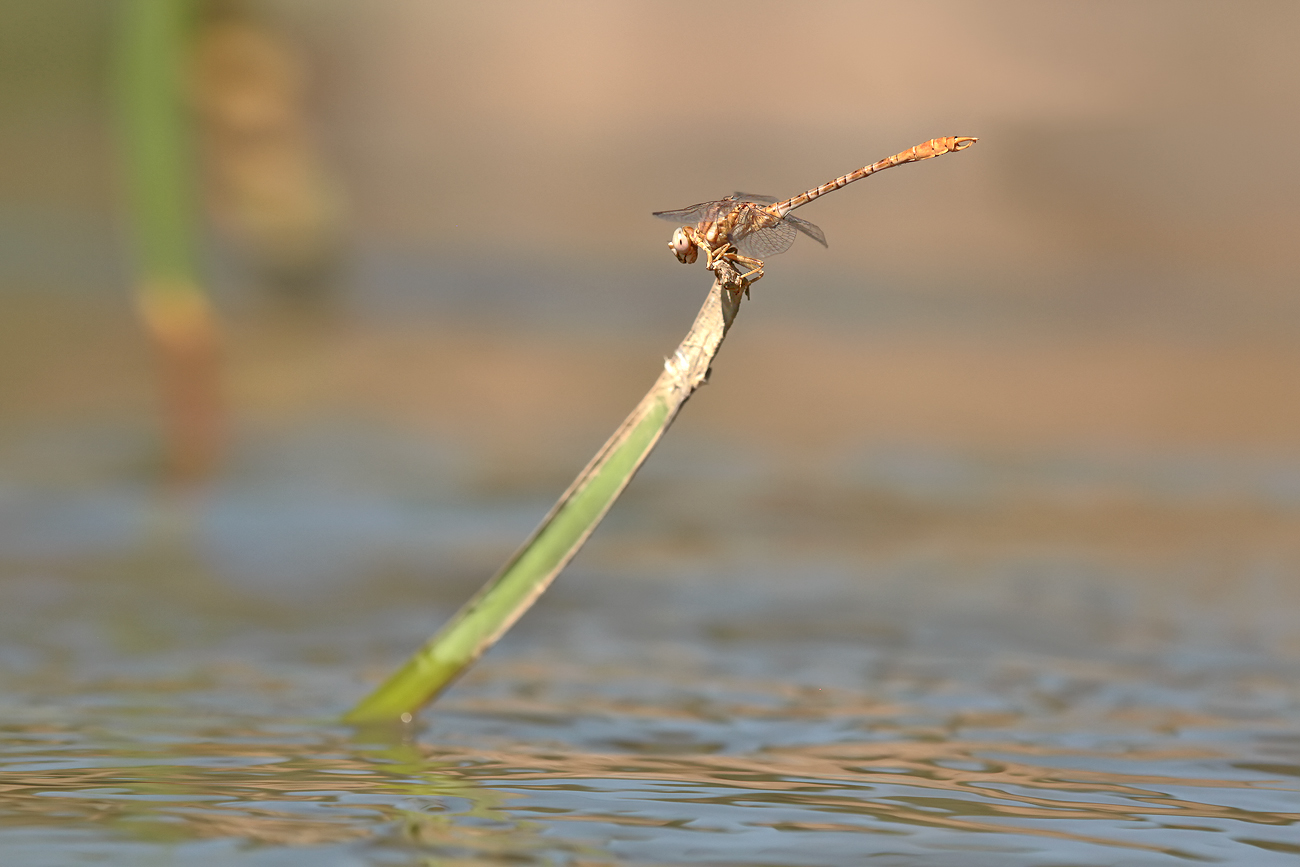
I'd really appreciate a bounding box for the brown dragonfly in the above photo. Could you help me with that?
[653,136,976,287]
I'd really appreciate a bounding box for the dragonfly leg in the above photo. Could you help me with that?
[700,240,729,271]
[699,243,747,296]
[706,247,763,298]
[727,252,765,285]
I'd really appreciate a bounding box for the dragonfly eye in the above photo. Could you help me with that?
[669,228,698,264]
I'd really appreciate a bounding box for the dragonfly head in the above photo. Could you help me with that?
[669,227,698,264]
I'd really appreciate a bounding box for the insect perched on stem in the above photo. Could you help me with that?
[653,136,977,291]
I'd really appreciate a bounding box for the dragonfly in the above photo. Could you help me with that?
[653,135,977,289]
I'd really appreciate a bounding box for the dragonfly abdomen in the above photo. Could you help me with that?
[774,136,977,217]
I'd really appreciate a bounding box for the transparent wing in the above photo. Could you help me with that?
[653,194,778,224]
[652,200,731,224]
[785,213,827,247]
[734,210,798,258]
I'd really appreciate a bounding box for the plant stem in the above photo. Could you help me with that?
[345,272,744,724]
[114,0,224,485]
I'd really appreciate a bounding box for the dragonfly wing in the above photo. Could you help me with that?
[652,200,740,225]
[786,213,827,247]
[729,192,778,203]
[735,217,797,258]
[652,201,714,223]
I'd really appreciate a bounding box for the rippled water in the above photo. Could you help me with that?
[2,425,1298,865]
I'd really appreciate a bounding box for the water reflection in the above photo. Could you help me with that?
[2,696,1296,865]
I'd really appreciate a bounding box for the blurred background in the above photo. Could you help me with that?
[2,2,1299,859]
[2,0,1300,640]
[5,0,1300,558]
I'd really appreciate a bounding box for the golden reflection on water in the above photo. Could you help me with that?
[2,710,1295,860]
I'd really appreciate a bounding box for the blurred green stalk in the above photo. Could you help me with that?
[115,0,198,287]
[345,277,744,725]
[113,0,224,484]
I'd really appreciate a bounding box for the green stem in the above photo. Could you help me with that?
[114,0,200,290]
[345,276,743,724]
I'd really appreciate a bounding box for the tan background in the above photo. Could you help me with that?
[3,0,1300,472]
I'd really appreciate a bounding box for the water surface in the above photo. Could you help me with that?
[2,420,1297,865]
